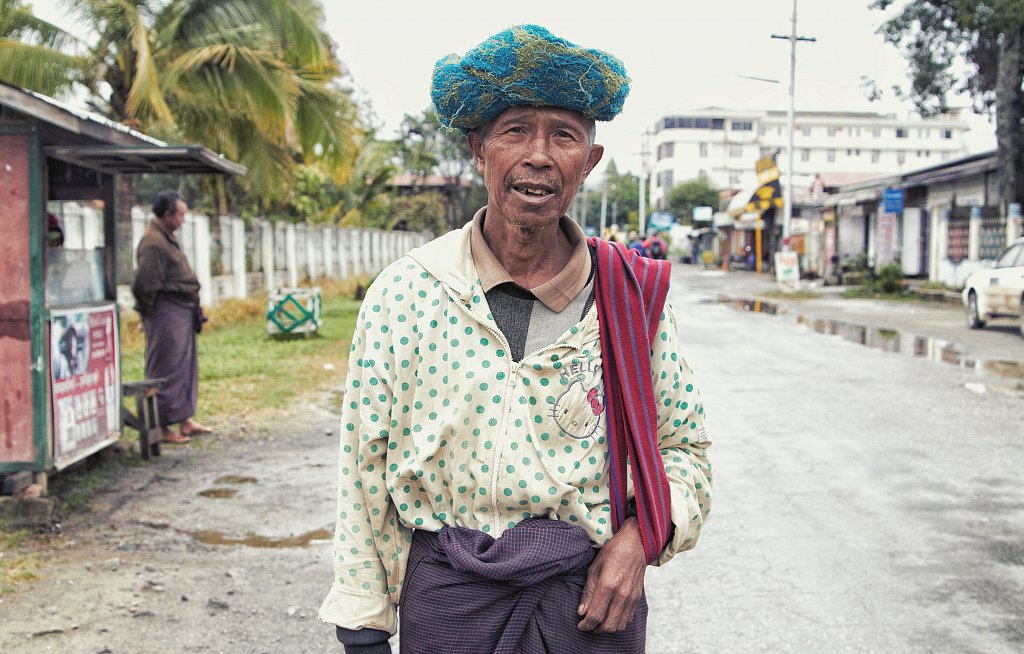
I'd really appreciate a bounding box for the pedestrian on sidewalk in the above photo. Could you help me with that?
[627,230,647,256]
[320,25,713,654]
[130,189,212,444]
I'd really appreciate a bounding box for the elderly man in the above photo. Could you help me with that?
[131,190,212,444]
[320,25,712,654]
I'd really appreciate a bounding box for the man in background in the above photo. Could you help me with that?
[131,190,212,444]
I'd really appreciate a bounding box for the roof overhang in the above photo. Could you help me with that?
[44,144,246,176]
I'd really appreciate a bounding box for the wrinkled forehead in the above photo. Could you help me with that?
[480,106,597,142]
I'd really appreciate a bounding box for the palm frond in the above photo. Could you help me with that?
[168,43,296,134]
[2,1,83,53]
[156,0,272,51]
[241,0,331,67]
[0,39,85,95]
[292,79,361,183]
[121,1,174,127]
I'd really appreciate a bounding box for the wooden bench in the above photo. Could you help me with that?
[121,378,165,460]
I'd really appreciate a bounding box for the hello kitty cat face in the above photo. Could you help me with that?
[551,376,604,440]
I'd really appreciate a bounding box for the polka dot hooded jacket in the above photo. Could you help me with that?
[319,222,713,634]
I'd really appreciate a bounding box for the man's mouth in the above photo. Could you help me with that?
[513,186,553,197]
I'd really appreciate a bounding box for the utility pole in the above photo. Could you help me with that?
[580,187,588,233]
[638,130,651,235]
[771,0,816,251]
[600,184,608,238]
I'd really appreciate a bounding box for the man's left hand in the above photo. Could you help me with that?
[577,517,647,633]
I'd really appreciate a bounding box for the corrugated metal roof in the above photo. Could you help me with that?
[0,81,244,176]
[45,144,246,176]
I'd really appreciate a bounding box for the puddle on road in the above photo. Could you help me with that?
[711,295,1024,381]
[214,475,258,485]
[186,526,333,548]
[198,488,238,499]
[198,476,258,498]
[715,298,781,315]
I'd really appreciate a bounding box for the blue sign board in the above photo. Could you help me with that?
[648,211,675,230]
[883,188,904,214]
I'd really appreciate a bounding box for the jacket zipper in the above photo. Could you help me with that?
[449,287,587,535]
[448,293,514,535]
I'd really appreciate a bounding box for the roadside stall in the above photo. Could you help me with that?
[0,82,243,490]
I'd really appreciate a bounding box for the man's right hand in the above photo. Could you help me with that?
[577,517,647,633]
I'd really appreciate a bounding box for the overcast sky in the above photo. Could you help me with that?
[32,0,997,178]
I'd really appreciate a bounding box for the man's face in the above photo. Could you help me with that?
[468,106,603,233]
[162,199,187,231]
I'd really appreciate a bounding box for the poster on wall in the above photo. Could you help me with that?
[774,251,801,292]
[877,212,898,268]
[49,304,120,469]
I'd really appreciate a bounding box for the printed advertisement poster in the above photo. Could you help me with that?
[50,304,120,469]
[774,251,801,291]
[877,212,897,267]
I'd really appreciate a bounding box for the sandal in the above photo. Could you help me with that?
[180,421,213,436]
[163,431,192,444]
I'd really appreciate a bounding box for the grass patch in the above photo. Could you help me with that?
[762,290,823,300]
[840,288,917,301]
[0,522,44,593]
[120,277,368,430]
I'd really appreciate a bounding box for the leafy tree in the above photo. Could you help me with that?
[666,176,719,225]
[0,0,84,95]
[872,0,1024,212]
[578,159,646,234]
[339,135,400,228]
[1,0,362,205]
[396,108,479,229]
[387,193,447,234]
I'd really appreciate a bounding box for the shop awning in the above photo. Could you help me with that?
[727,179,785,216]
[43,144,246,176]
[728,154,786,216]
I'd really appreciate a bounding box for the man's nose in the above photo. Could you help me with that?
[523,135,554,167]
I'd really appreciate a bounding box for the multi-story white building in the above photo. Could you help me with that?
[647,107,971,210]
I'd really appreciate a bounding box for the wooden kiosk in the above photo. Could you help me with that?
[0,82,244,493]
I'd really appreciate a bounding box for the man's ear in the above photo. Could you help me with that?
[467,132,485,173]
[581,144,605,182]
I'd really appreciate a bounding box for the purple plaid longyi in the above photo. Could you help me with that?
[399,519,646,653]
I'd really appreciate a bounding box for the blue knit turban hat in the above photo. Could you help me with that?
[431,24,630,133]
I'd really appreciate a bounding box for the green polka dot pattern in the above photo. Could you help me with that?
[321,225,712,632]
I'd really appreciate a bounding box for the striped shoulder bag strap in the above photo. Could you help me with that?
[587,236,673,564]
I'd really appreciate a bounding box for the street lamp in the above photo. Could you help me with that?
[638,130,651,235]
[771,0,815,252]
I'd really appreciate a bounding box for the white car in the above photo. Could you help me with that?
[963,237,1024,336]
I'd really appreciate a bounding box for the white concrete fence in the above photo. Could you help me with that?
[128,207,430,307]
[48,201,431,309]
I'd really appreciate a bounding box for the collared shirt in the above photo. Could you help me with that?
[470,209,592,313]
[470,209,596,361]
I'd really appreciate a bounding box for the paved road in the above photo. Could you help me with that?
[646,266,1024,653]
[2,266,1021,653]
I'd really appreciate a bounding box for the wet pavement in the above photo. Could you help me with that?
[709,294,1024,387]
[683,266,1024,397]
[1,264,1021,653]
[647,265,1024,654]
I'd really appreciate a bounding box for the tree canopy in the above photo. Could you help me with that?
[396,108,480,230]
[0,0,362,206]
[0,0,84,95]
[872,0,1024,210]
[666,177,720,226]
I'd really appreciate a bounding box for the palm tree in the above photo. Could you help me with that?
[0,0,84,95]
[0,0,361,203]
[78,0,360,198]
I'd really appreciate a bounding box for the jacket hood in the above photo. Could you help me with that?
[406,218,479,301]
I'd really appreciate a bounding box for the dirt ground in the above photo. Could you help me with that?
[0,392,354,654]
